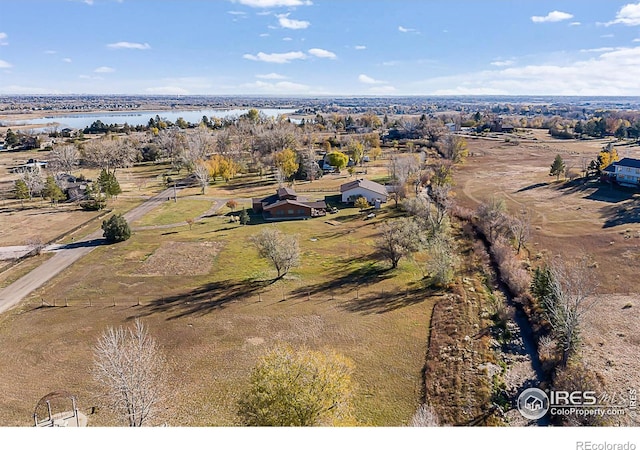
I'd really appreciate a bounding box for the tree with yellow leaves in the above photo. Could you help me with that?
[596,144,619,172]
[238,344,355,426]
[207,154,239,182]
[274,148,299,180]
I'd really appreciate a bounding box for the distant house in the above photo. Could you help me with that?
[252,186,327,220]
[340,178,388,205]
[607,157,640,186]
[11,158,47,173]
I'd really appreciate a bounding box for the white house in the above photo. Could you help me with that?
[340,178,388,204]
[609,158,640,186]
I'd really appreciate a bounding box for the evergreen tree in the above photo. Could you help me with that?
[102,214,131,243]
[98,169,122,198]
[240,208,250,226]
[549,154,566,181]
[43,175,66,205]
[14,179,29,207]
[5,128,19,148]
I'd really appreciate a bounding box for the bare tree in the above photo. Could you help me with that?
[438,133,468,163]
[476,196,508,243]
[17,166,45,200]
[425,235,458,286]
[544,256,599,366]
[93,319,168,427]
[410,404,440,427]
[184,129,213,171]
[157,128,187,171]
[375,218,423,269]
[81,136,137,175]
[49,144,79,175]
[193,162,210,195]
[508,208,531,254]
[251,228,300,279]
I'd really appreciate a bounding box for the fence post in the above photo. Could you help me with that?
[65,298,68,307]
[113,297,116,307]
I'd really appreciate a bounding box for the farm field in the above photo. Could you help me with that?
[454,129,640,419]
[0,174,437,426]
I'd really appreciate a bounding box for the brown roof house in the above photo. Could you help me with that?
[340,178,388,205]
[253,186,327,221]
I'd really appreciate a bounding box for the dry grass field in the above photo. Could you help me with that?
[0,166,436,426]
[454,129,640,414]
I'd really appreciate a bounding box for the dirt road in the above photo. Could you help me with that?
[0,188,174,315]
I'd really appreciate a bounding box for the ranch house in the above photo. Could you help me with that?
[252,186,327,221]
[340,178,388,205]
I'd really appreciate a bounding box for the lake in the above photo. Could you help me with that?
[6,108,298,130]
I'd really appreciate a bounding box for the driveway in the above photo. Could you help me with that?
[0,188,175,315]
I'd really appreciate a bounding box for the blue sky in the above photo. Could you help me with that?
[2,0,640,96]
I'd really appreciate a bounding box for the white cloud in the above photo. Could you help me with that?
[227,10,247,15]
[490,60,514,67]
[634,38,640,42]
[0,32,7,45]
[107,41,151,50]
[601,34,615,38]
[414,45,640,96]
[358,74,384,84]
[531,11,574,23]
[283,37,293,41]
[308,48,336,59]
[398,25,417,33]
[256,72,287,79]
[232,0,312,8]
[260,33,270,37]
[243,51,306,63]
[145,86,190,95]
[580,47,616,53]
[94,66,115,73]
[606,2,640,26]
[570,22,581,26]
[0,59,12,69]
[62,58,72,63]
[277,13,310,29]
[355,45,366,50]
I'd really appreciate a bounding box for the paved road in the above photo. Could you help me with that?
[0,188,175,315]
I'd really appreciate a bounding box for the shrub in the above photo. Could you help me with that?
[101,214,131,243]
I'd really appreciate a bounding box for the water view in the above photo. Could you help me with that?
[7,108,298,130]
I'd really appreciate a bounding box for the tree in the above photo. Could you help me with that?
[274,148,299,180]
[226,199,238,211]
[375,218,423,269]
[550,154,566,181]
[17,166,44,201]
[238,344,355,426]
[5,128,19,148]
[532,256,598,366]
[239,208,250,226]
[14,179,29,207]
[102,214,131,243]
[193,162,210,195]
[251,228,300,278]
[81,136,137,176]
[476,196,507,243]
[509,208,531,254]
[354,196,370,211]
[425,235,457,286]
[347,140,364,166]
[430,160,453,187]
[369,146,382,161]
[98,169,122,199]
[43,175,65,205]
[49,144,79,175]
[439,134,468,163]
[93,319,168,427]
[327,151,348,172]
